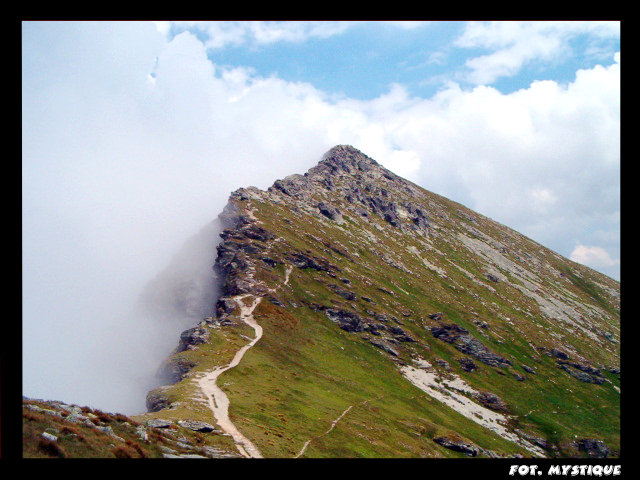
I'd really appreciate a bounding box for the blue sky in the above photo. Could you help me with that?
[165,21,619,99]
[22,21,620,413]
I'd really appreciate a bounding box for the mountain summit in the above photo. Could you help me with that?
[137,145,619,459]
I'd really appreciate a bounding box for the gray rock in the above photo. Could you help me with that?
[65,413,89,423]
[475,391,509,412]
[323,308,366,332]
[146,388,173,413]
[288,252,335,272]
[136,425,148,441]
[434,436,479,457]
[558,363,605,384]
[551,348,569,360]
[435,359,450,370]
[147,418,173,429]
[369,340,399,357]
[328,284,357,301]
[162,453,208,459]
[177,326,210,352]
[458,357,478,372]
[431,323,511,367]
[156,356,197,385]
[576,438,610,458]
[216,296,238,318]
[177,420,217,432]
[317,202,342,221]
[41,432,58,442]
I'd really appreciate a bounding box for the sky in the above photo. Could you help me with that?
[22,21,620,414]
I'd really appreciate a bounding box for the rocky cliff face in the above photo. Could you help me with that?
[138,145,620,459]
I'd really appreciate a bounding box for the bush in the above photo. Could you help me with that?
[125,439,147,458]
[112,445,136,458]
[38,438,67,458]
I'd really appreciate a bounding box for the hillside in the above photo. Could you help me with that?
[24,145,620,459]
[134,145,620,459]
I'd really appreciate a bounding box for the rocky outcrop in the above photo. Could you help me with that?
[177,420,217,433]
[558,362,605,384]
[433,436,479,457]
[146,388,172,413]
[287,252,337,273]
[430,323,511,368]
[176,326,210,352]
[369,340,399,357]
[475,391,509,413]
[575,438,610,458]
[458,357,478,372]
[157,356,197,385]
[317,202,342,222]
[142,144,619,457]
[147,418,173,428]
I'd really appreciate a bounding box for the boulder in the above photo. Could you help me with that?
[431,323,511,367]
[177,420,217,433]
[324,308,366,333]
[551,348,569,360]
[146,388,172,413]
[317,202,342,222]
[288,252,335,272]
[146,418,173,429]
[41,432,58,442]
[476,391,509,412]
[327,284,357,301]
[459,357,478,372]
[369,340,399,357]
[434,436,479,457]
[157,356,197,385]
[558,363,605,384]
[576,438,610,458]
[177,326,209,352]
[215,297,237,318]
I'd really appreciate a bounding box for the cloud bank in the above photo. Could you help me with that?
[22,21,619,413]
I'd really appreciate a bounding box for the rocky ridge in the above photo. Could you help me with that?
[139,145,620,458]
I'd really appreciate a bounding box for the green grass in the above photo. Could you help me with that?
[141,169,619,458]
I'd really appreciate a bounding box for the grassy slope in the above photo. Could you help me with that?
[135,156,619,458]
[217,188,618,457]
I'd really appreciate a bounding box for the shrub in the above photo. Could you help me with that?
[38,438,67,458]
[112,445,136,458]
[125,439,147,458]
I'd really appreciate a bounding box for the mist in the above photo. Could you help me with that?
[21,21,330,414]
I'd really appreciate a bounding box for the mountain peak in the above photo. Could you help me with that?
[140,145,619,460]
[310,144,382,177]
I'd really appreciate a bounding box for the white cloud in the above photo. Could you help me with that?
[529,188,558,213]
[570,245,619,269]
[166,21,355,49]
[455,21,620,85]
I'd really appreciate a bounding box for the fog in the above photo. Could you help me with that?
[22,22,619,414]
[21,22,330,414]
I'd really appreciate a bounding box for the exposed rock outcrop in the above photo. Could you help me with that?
[434,436,479,457]
[575,438,610,458]
[430,323,511,368]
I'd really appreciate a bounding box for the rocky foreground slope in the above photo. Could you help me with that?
[129,145,619,458]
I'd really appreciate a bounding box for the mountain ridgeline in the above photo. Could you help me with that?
[138,145,620,459]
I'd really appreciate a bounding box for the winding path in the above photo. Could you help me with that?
[196,266,293,458]
[197,294,264,458]
[295,405,353,458]
[295,396,380,458]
